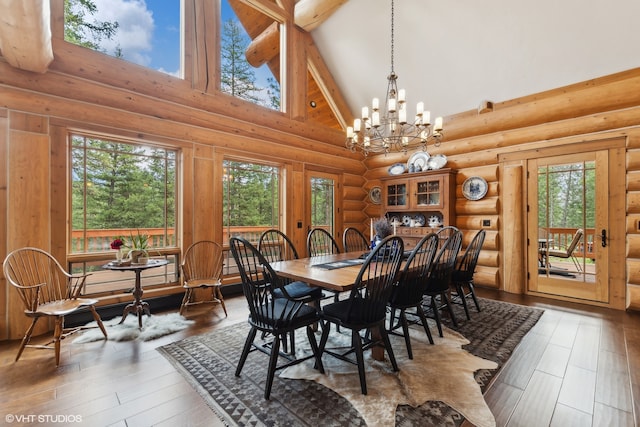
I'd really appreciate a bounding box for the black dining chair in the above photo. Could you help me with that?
[451,229,486,320]
[229,237,325,400]
[436,225,460,249]
[307,227,342,304]
[388,233,439,359]
[258,229,323,302]
[307,228,341,257]
[318,235,404,395]
[424,228,463,336]
[342,227,370,253]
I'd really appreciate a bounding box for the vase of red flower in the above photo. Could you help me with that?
[111,238,125,260]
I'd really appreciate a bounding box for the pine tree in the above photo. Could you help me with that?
[220,19,262,103]
[64,0,119,51]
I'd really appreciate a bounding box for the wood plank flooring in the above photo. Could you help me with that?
[1,289,638,427]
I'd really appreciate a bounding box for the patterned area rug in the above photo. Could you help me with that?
[158,298,542,426]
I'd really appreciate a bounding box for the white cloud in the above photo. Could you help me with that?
[90,0,154,67]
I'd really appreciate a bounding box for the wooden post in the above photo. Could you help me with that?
[502,165,525,293]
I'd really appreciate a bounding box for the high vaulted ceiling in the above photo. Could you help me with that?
[311,0,640,122]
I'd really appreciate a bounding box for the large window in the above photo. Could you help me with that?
[70,133,178,295]
[222,159,280,245]
[63,0,182,77]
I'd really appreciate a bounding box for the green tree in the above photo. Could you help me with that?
[64,0,119,51]
[220,19,262,104]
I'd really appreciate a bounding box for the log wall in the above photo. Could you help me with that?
[365,68,640,311]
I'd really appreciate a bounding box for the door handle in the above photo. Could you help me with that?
[601,229,607,248]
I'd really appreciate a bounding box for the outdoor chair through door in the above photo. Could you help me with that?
[3,247,108,366]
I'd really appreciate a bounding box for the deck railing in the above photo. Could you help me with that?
[540,227,595,259]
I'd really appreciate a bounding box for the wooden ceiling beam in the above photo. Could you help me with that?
[245,0,347,68]
[0,0,54,73]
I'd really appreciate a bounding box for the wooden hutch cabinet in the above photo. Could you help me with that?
[381,168,456,250]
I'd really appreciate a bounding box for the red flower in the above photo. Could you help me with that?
[110,238,124,249]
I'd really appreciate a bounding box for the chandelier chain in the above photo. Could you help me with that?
[390,0,394,74]
[344,0,444,155]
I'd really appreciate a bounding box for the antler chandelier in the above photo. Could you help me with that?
[345,0,443,155]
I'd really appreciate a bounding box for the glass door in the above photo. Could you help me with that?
[307,172,337,237]
[527,152,609,303]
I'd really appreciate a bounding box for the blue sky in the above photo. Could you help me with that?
[90,0,254,78]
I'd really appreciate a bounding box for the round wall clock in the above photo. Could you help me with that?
[369,186,382,204]
[462,176,488,201]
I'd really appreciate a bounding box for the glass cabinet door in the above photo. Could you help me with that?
[385,181,408,209]
[413,177,443,208]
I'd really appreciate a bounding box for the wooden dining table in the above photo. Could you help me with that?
[271,251,392,360]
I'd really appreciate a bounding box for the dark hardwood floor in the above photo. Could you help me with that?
[1,289,638,427]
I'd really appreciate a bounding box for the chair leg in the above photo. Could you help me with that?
[54,316,64,366]
[442,292,458,328]
[379,324,398,372]
[215,285,228,316]
[416,304,434,345]
[16,317,39,362]
[89,306,108,338]
[352,330,367,395]
[264,332,281,400]
[456,284,471,320]
[431,297,444,337]
[306,325,324,374]
[468,282,481,312]
[399,310,413,359]
[179,288,192,315]
[236,326,258,377]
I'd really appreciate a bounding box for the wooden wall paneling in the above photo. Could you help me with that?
[502,164,525,294]
[478,251,499,268]
[627,150,640,171]
[50,124,67,263]
[627,215,640,234]
[474,266,499,289]
[628,284,640,311]
[192,157,215,242]
[283,26,308,121]
[289,164,306,253]
[627,171,640,191]
[185,0,219,92]
[181,146,195,249]
[0,109,7,340]
[457,215,499,230]
[0,75,349,158]
[608,147,628,309]
[442,110,638,162]
[455,164,499,182]
[7,120,51,339]
[455,197,499,216]
[628,234,640,258]
[443,72,640,141]
[628,192,640,214]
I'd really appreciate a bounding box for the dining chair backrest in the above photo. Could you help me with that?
[342,227,370,253]
[392,233,439,303]
[345,235,404,324]
[436,225,461,249]
[307,228,340,257]
[181,240,224,283]
[258,229,299,263]
[454,229,486,283]
[3,247,82,308]
[425,229,463,294]
[229,237,304,329]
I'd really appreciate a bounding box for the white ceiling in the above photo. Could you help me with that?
[311,0,640,120]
